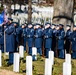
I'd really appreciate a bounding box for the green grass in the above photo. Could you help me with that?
[1,52,76,75]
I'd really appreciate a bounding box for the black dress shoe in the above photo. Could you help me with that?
[7,63,13,66]
[72,57,76,59]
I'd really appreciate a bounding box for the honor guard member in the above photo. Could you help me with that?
[34,23,43,56]
[65,25,72,53]
[44,23,53,58]
[56,24,65,58]
[27,23,34,55]
[18,26,23,45]
[12,24,22,46]
[41,25,45,57]
[51,24,57,56]
[5,18,15,65]
[71,26,76,59]
[51,24,56,50]
[21,23,27,51]
[13,22,19,52]
[0,24,4,53]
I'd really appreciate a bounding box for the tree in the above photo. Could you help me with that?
[74,0,76,12]
[46,0,54,4]
[28,0,32,23]
[2,0,25,17]
[53,0,74,29]
[2,0,13,18]
[15,0,25,10]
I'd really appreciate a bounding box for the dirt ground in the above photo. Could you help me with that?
[0,69,23,75]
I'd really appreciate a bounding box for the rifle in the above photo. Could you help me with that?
[69,41,72,54]
[55,37,58,58]
[4,30,6,58]
[42,38,44,57]
[4,30,6,53]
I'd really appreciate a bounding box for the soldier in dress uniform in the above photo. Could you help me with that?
[65,25,72,53]
[56,24,65,58]
[5,18,15,65]
[34,23,43,56]
[18,26,23,46]
[13,22,19,52]
[41,25,45,57]
[43,23,53,58]
[51,24,57,56]
[21,23,27,51]
[71,26,76,59]
[27,23,34,55]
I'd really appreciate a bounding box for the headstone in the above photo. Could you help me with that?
[65,54,71,64]
[63,62,71,75]
[74,15,76,25]
[48,51,54,65]
[0,50,2,67]
[32,47,37,61]
[13,53,20,72]
[26,56,32,75]
[19,45,24,58]
[15,4,20,10]
[44,59,52,75]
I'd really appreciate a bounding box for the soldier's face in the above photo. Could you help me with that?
[56,27,59,30]
[24,24,26,27]
[22,25,25,28]
[59,26,63,29]
[34,26,36,29]
[28,25,32,28]
[73,27,76,31]
[66,27,70,30]
[36,25,40,29]
[51,25,55,29]
[45,24,50,29]
[8,20,12,24]
[14,24,17,27]
[4,26,6,28]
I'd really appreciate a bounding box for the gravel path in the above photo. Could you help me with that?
[0,69,23,75]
